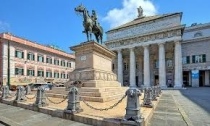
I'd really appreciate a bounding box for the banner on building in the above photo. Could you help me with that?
[191,70,199,79]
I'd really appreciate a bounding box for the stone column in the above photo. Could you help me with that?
[158,43,166,88]
[129,48,136,87]
[144,45,150,87]
[189,71,192,86]
[138,57,143,87]
[174,41,183,88]
[117,49,123,86]
[205,70,209,86]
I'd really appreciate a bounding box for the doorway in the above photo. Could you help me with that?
[136,76,139,87]
[154,75,159,86]
[199,71,205,87]
[183,71,190,87]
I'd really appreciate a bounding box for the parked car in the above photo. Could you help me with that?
[30,83,51,91]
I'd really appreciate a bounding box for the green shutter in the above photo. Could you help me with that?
[202,54,206,62]
[27,53,30,60]
[15,51,17,57]
[192,55,195,63]
[187,56,190,64]
[22,52,24,58]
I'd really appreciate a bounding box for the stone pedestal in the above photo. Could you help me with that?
[67,41,127,102]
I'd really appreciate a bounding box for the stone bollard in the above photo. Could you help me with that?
[65,86,83,114]
[122,88,142,125]
[64,86,83,114]
[155,86,159,97]
[158,86,162,94]
[34,86,48,107]
[25,85,31,95]
[15,86,26,102]
[142,87,153,108]
[1,85,9,99]
[152,86,157,101]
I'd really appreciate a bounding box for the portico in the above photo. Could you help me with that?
[105,12,185,89]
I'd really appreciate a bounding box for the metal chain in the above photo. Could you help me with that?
[46,96,68,104]
[8,92,17,98]
[25,94,37,100]
[82,94,127,111]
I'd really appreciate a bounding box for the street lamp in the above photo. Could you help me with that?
[7,40,10,88]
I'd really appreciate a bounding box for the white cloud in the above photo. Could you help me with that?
[0,21,10,32]
[103,0,157,28]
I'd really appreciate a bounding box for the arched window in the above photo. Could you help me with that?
[194,32,202,37]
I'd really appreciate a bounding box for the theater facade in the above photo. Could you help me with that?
[105,10,210,88]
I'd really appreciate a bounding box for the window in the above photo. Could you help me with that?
[46,71,52,78]
[54,59,59,65]
[37,70,44,77]
[194,32,202,37]
[112,64,115,70]
[166,59,173,68]
[27,69,34,76]
[124,62,129,71]
[67,74,69,79]
[15,68,24,75]
[54,72,59,78]
[27,53,35,61]
[67,62,72,68]
[61,60,66,67]
[37,55,44,62]
[154,60,159,68]
[15,50,24,59]
[192,54,206,63]
[46,57,52,64]
[61,73,66,78]
[182,56,190,64]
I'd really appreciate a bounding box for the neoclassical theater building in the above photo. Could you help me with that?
[105,10,210,88]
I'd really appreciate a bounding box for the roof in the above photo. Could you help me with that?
[107,12,182,33]
[0,32,75,60]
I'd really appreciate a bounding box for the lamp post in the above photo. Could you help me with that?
[7,40,10,89]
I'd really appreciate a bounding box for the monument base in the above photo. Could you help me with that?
[66,41,127,102]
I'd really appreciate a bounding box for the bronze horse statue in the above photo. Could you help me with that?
[75,5,103,44]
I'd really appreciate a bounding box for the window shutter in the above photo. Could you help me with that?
[202,54,206,62]
[33,54,35,60]
[15,51,17,57]
[22,69,24,75]
[22,52,24,58]
[27,53,30,60]
[187,56,190,64]
[192,55,195,63]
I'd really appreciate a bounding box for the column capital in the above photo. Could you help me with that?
[117,49,122,53]
[129,47,135,51]
[158,42,165,46]
[174,41,181,45]
[143,44,149,48]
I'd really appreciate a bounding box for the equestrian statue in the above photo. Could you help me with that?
[75,4,103,44]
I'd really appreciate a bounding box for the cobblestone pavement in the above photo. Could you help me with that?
[0,103,90,126]
[148,87,210,126]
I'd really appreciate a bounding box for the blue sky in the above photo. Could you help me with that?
[0,0,210,53]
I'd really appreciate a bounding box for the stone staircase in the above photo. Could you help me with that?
[46,86,128,102]
[79,87,128,102]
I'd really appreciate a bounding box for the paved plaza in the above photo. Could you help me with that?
[0,103,89,126]
[148,87,210,126]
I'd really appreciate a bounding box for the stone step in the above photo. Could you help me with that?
[46,93,67,98]
[80,93,125,102]
[83,81,120,87]
[80,87,128,92]
[80,91,125,97]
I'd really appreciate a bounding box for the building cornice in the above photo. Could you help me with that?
[184,23,210,32]
[0,33,75,60]
[182,36,210,43]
